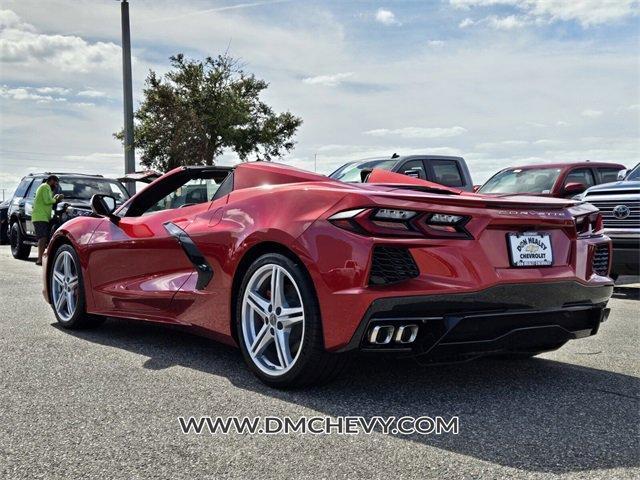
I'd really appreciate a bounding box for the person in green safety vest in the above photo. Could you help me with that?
[32,175,63,265]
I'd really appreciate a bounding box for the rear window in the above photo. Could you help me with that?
[597,167,622,184]
[431,160,463,187]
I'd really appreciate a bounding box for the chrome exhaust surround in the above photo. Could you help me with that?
[367,324,419,345]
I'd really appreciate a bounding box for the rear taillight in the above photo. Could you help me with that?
[328,208,472,239]
[575,212,603,236]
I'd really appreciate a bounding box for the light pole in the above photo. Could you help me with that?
[120,0,135,193]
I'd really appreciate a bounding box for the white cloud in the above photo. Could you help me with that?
[427,40,445,47]
[487,15,527,29]
[450,0,638,27]
[34,86,70,95]
[581,109,603,118]
[0,9,121,73]
[364,126,468,139]
[0,85,67,103]
[78,89,107,98]
[459,18,475,28]
[375,8,400,26]
[302,72,353,87]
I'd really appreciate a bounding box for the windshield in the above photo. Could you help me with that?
[57,178,130,204]
[478,167,562,194]
[626,164,640,181]
[329,159,398,182]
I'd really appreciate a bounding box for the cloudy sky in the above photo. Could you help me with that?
[1,0,639,196]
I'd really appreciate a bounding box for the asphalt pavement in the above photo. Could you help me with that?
[0,245,638,479]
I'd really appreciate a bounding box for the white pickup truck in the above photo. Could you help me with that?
[582,163,639,278]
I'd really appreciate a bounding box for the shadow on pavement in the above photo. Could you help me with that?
[56,318,640,475]
[612,286,640,301]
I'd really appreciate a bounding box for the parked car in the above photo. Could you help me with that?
[43,162,612,388]
[329,154,474,191]
[478,161,625,198]
[581,163,639,278]
[8,173,130,259]
[0,199,9,244]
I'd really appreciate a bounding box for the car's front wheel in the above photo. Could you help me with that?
[49,244,103,329]
[9,222,31,260]
[236,253,346,388]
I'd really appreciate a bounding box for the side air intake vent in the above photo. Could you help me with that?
[592,244,610,277]
[369,247,419,286]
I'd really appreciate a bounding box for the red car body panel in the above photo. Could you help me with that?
[43,162,613,354]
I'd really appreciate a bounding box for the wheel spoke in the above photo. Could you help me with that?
[247,291,269,319]
[53,270,65,287]
[250,325,273,357]
[54,291,66,311]
[67,276,78,290]
[66,291,75,314]
[279,306,304,329]
[271,266,284,309]
[274,330,292,369]
[63,253,71,277]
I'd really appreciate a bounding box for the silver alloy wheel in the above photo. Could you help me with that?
[241,264,305,376]
[51,251,79,322]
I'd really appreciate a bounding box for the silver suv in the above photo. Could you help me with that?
[582,164,639,277]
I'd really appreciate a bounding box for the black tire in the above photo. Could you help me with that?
[9,222,31,260]
[49,244,104,329]
[235,253,347,388]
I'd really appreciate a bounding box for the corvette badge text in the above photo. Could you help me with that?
[178,415,459,436]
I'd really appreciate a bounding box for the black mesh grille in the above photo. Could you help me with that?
[592,244,610,276]
[369,247,419,286]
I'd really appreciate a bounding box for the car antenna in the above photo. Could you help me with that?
[391,153,399,159]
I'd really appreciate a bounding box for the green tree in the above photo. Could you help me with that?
[116,54,302,171]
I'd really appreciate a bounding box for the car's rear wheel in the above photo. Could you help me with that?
[49,244,103,329]
[9,222,31,260]
[236,253,346,388]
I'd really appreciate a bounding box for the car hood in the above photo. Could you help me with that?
[584,180,640,193]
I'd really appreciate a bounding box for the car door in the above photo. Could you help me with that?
[561,168,596,197]
[425,159,465,188]
[595,167,623,185]
[22,176,44,236]
[86,168,231,321]
[396,159,427,179]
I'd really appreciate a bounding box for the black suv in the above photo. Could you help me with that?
[329,154,474,191]
[7,173,130,259]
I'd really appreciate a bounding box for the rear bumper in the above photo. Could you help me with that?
[339,281,613,358]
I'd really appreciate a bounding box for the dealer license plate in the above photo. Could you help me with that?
[507,232,553,267]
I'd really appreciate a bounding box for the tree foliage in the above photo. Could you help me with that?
[116,54,302,171]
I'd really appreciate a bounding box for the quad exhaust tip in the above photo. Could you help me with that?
[368,324,419,345]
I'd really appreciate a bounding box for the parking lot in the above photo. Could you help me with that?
[0,245,638,479]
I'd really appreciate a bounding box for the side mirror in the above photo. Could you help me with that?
[563,182,586,195]
[473,185,481,193]
[91,194,119,223]
[617,169,627,181]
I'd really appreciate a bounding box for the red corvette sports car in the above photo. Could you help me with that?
[43,162,613,387]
